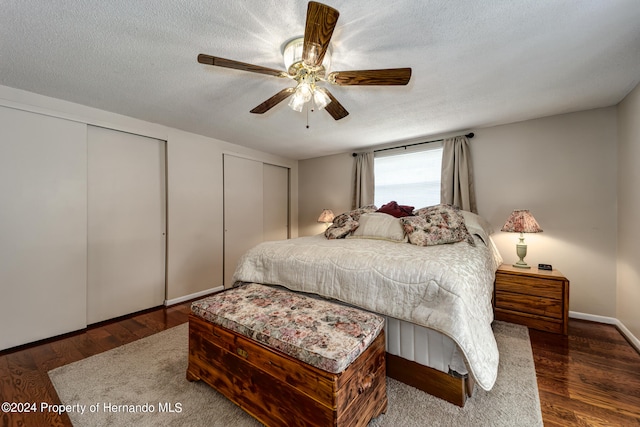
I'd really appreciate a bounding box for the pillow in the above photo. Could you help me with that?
[324,205,377,239]
[460,210,493,246]
[348,204,378,221]
[347,212,408,242]
[413,204,466,230]
[402,204,475,246]
[324,219,359,239]
[376,201,415,218]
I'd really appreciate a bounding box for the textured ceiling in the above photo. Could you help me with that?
[1,0,639,159]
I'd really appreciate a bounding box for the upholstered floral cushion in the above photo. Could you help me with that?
[401,204,475,246]
[191,283,384,374]
[324,205,377,239]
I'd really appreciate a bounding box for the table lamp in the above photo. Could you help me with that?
[317,209,335,228]
[501,209,543,269]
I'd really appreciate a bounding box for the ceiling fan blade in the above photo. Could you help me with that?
[328,68,412,86]
[319,88,349,120]
[302,2,339,67]
[250,87,296,114]
[198,54,286,77]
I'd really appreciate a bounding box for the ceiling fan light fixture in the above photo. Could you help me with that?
[198,2,410,121]
[283,37,331,75]
[288,80,315,112]
[288,87,307,112]
[313,88,330,110]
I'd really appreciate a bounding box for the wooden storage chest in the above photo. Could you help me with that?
[186,284,387,427]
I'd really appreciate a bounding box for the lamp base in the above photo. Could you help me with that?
[513,241,530,268]
[512,261,531,269]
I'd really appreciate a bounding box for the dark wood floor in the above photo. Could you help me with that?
[1,303,639,426]
[530,320,640,426]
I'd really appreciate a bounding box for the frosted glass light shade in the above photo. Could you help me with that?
[313,88,330,110]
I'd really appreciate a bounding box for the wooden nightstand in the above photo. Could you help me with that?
[494,264,569,335]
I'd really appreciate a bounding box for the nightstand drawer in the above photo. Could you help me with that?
[495,276,563,300]
[494,309,564,334]
[494,291,563,319]
[494,265,570,335]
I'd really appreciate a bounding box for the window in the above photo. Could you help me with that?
[374,142,443,209]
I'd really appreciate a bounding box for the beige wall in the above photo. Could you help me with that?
[617,82,640,341]
[298,108,619,319]
[298,152,354,237]
[473,108,618,317]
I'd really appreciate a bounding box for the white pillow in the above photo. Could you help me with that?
[461,210,493,245]
[347,212,407,242]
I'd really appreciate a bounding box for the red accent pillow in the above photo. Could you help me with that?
[377,201,415,218]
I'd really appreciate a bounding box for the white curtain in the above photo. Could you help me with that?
[352,152,375,209]
[441,135,477,213]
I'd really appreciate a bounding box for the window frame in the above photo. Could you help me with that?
[373,141,443,209]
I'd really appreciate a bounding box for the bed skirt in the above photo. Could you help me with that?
[385,316,468,377]
[385,316,473,406]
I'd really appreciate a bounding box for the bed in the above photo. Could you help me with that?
[232,204,503,406]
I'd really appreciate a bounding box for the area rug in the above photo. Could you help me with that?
[49,321,542,426]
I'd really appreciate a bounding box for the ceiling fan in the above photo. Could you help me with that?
[197,1,411,120]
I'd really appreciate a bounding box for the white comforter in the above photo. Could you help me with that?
[233,233,503,391]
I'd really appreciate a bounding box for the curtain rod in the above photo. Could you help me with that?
[352,132,474,157]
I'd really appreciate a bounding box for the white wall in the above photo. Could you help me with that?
[298,108,619,319]
[617,82,640,341]
[0,106,88,349]
[166,130,299,301]
[165,130,224,300]
[0,84,299,308]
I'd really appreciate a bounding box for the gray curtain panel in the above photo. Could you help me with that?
[441,136,477,213]
[352,152,375,209]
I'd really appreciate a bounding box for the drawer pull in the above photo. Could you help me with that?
[236,348,248,358]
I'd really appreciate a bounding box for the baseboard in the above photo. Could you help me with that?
[164,286,224,306]
[570,311,640,353]
[569,311,617,325]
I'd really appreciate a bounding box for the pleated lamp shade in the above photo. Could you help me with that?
[317,209,335,224]
[501,210,543,233]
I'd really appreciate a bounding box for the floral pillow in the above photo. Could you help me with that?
[324,205,377,239]
[401,204,475,246]
[324,219,359,239]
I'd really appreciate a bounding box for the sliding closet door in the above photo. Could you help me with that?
[263,163,289,241]
[0,106,87,350]
[223,155,263,288]
[87,126,166,324]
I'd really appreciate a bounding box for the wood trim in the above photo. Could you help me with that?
[385,352,471,407]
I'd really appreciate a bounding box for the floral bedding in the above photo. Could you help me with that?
[191,283,384,374]
[232,229,503,391]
